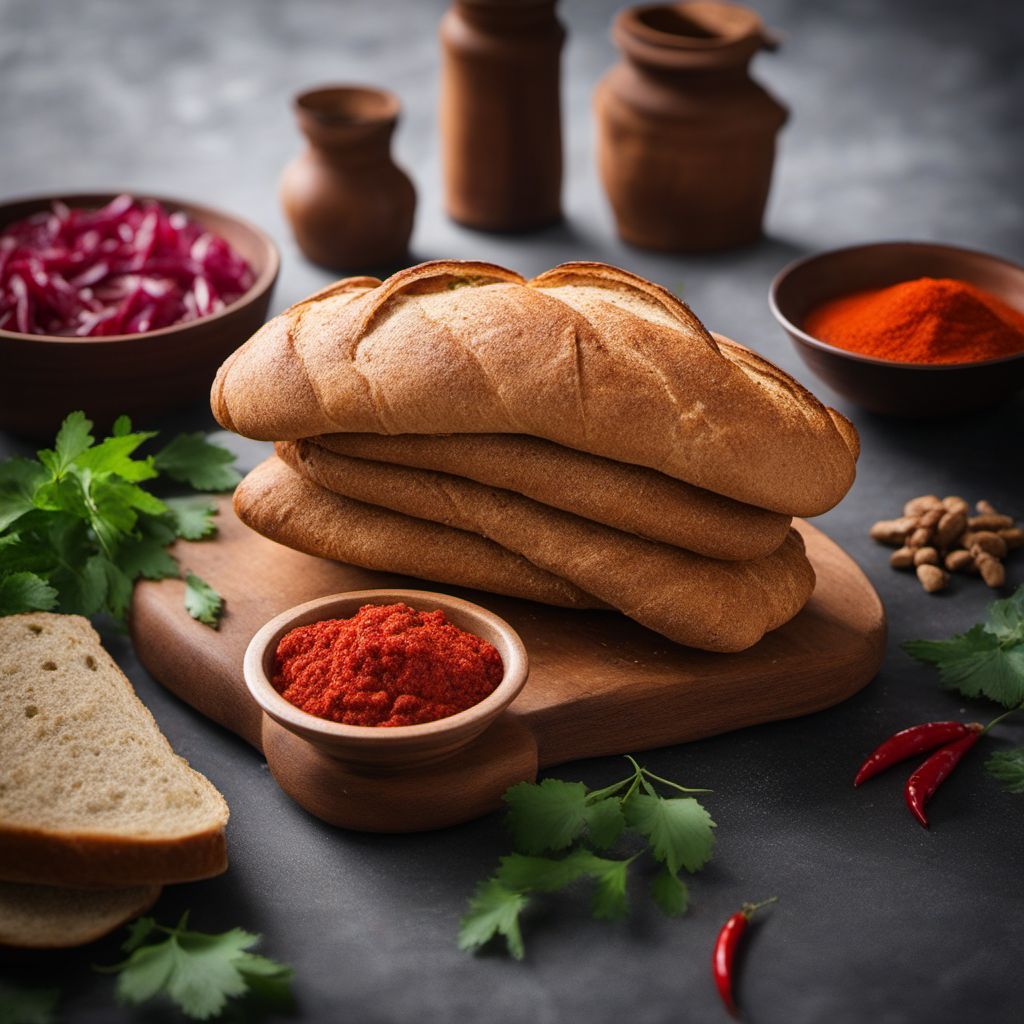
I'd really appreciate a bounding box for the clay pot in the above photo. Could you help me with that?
[595,2,788,252]
[280,85,416,271]
[440,0,565,232]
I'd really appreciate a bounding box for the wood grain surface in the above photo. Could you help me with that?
[131,498,886,831]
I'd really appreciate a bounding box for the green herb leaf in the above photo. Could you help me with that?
[122,915,158,953]
[905,624,1024,709]
[986,747,1024,794]
[184,572,224,627]
[622,794,716,874]
[155,434,241,492]
[650,866,689,917]
[586,855,631,920]
[582,797,626,849]
[104,915,293,1021]
[457,879,528,960]
[0,459,48,532]
[503,778,589,854]
[495,851,592,893]
[38,410,93,477]
[74,430,159,482]
[165,497,219,541]
[0,981,60,1024]
[0,572,58,616]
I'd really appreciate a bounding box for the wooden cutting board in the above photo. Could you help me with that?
[131,499,885,832]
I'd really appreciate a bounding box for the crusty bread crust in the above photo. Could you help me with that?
[277,442,814,653]
[211,260,858,516]
[310,431,792,561]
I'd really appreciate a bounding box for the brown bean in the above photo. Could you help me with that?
[890,547,915,569]
[905,495,942,517]
[918,508,944,529]
[908,527,932,548]
[976,500,998,515]
[945,550,976,573]
[913,547,939,567]
[916,564,949,593]
[971,532,1008,558]
[942,496,970,515]
[869,517,918,546]
[934,510,967,550]
[1000,527,1024,550]
[969,514,1014,531]
[976,555,1006,589]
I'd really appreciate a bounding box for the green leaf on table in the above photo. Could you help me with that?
[0,573,58,616]
[986,747,1024,794]
[0,980,60,1024]
[503,778,590,854]
[0,458,48,532]
[650,866,689,917]
[582,796,626,849]
[165,497,219,540]
[184,572,223,628]
[118,535,180,582]
[37,410,93,477]
[155,434,241,492]
[74,430,159,482]
[586,855,631,920]
[458,879,529,960]
[985,589,1024,644]
[905,624,1024,709]
[495,852,592,893]
[104,914,293,1021]
[622,794,716,874]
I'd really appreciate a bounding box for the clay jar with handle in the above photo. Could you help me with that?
[280,85,416,271]
[595,2,787,252]
[440,0,564,232]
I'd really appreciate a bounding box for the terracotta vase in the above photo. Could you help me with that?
[595,2,788,252]
[440,0,564,232]
[280,85,416,271]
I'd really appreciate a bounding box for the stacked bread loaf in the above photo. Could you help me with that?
[212,260,859,653]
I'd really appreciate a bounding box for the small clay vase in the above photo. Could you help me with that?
[440,0,565,232]
[280,85,416,271]
[595,2,788,252]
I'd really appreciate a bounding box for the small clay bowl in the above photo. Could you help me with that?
[770,241,1024,417]
[243,590,529,771]
[0,192,279,437]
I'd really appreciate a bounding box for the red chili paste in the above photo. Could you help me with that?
[272,603,504,727]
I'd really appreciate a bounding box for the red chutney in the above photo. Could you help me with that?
[271,603,503,727]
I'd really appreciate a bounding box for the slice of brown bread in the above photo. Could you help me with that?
[0,613,229,889]
[0,880,159,948]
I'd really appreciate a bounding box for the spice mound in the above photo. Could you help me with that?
[272,603,504,727]
[804,277,1024,364]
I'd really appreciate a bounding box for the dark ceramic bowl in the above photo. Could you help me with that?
[769,241,1024,417]
[0,192,279,437]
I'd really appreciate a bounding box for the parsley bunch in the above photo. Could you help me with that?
[459,756,715,960]
[99,913,293,1020]
[905,585,1024,794]
[0,411,239,626]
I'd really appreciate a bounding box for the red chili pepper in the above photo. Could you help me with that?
[712,897,777,1017]
[854,721,980,786]
[904,730,982,828]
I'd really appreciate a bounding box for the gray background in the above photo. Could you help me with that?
[2,0,1023,1022]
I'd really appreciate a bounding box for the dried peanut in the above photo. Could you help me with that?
[970,532,1008,558]
[904,495,942,516]
[913,547,939,567]
[942,496,970,515]
[916,564,949,593]
[890,547,915,569]
[968,513,1014,531]
[869,517,918,545]
[976,554,1006,589]
[945,550,976,573]
[934,510,967,549]
[918,508,944,529]
[1000,527,1024,550]
[908,526,932,548]
[976,500,998,515]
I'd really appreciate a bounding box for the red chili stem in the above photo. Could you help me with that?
[854,721,981,787]
[904,731,983,828]
[712,898,777,1017]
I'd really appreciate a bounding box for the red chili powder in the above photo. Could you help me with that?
[804,277,1024,364]
[272,603,504,727]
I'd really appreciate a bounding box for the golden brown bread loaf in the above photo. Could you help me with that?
[310,432,791,560]
[278,441,816,652]
[234,457,604,609]
[212,260,858,516]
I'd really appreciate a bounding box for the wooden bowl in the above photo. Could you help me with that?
[769,241,1024,416]
[243,590,529,771]
[0,192,279,437]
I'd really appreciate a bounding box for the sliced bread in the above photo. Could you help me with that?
[0,613,229,889]
[0,880,159,949]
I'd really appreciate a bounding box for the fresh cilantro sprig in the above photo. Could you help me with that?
[0,980,59,1024]
[458,756,715,960]
[97,912,293,1021]
[986,747,1024,793]
[0,411,238,627]
[904,586,1024,708]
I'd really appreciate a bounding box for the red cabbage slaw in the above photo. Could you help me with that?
[0,194,255,337]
